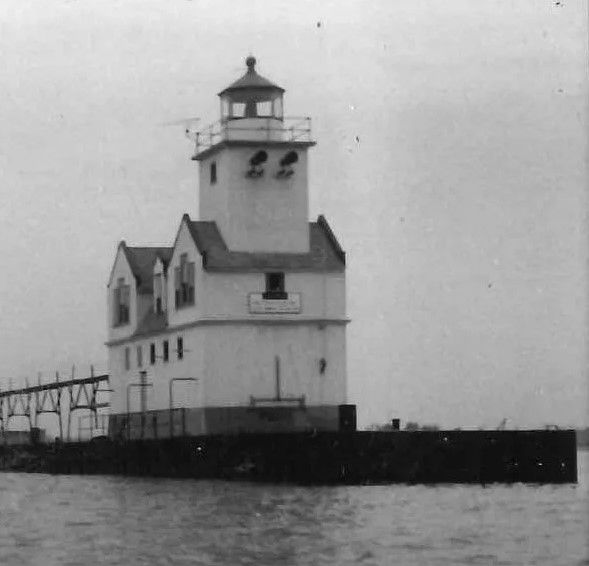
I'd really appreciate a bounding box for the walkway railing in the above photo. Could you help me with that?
[0,367,110,442]
[192,116,312,157]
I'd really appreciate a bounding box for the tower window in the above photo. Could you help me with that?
[210,161,217,184]
[163,340,169,362]
[150,343,156,365]
[113,278,130,326]
[177,337,184,360]
[137,345,143,368]
[264,272,287,300]
[124,347,130,371]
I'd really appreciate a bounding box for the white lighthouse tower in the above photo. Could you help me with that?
[106,57,354,438]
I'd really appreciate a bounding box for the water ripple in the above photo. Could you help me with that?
[0,452,586,566]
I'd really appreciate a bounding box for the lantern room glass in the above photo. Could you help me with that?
[220,92,283,122]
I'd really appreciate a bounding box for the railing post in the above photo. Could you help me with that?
[169,379,174,439]
[126,384,131,441]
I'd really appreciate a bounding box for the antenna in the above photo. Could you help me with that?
[157,117,201,141]
[158,116,200,127]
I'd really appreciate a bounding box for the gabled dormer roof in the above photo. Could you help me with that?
[135,309,167,337]
[178,213,345,273]
[154,249,173,271]
[121,244,173,294]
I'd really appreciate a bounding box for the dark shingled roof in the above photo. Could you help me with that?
[185,215,345,273]
[218,57,284,96]
[134,309,167,338]
[123,246,173,294]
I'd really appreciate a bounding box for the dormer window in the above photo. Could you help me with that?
[113,277,130,326]
[210,161,217,184]
[175,253,195,308]
[154,273,163,314]
[264,272,287,300]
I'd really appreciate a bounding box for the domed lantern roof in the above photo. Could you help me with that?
[218,57,285,121]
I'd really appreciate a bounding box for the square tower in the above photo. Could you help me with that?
[193,56,315,253]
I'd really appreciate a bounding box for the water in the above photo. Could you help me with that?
[0,452,587,566]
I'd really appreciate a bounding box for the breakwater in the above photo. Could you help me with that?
[0,429,577,484]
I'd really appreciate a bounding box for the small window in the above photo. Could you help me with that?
[163,340,169,362]
[264,272,287,300]
[177,337,184,360]
[210,162,217,184]
[150,343,156,365]
[124,347,130,371]
[136,345,143,368]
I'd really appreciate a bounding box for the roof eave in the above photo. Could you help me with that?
[317,215,346,265]
[192,139,316,162]
[202,264,345,274]
[218,85,285,97]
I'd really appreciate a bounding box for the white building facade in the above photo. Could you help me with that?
[106,57,354,438]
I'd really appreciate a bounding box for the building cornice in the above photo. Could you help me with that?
[192,139,316,162]
[105,316,350,347]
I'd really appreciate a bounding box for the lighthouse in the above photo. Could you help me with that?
[105,57,354,438]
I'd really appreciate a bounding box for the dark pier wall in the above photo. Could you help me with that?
[0,429,577,485]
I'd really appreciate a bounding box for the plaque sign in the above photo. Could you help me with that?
[248,293,301,314]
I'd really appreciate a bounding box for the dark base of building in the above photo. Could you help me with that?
[0,429,577,484]
[108,403,358,439]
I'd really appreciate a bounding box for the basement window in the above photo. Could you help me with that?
[210,161,217,184]
[263,272,287,300]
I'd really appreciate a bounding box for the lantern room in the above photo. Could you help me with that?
[192,56,312,158]
[218,56,284,122]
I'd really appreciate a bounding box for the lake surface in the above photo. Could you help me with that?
[0,451,587,566]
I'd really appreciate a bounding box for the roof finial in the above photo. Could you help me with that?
[245,55,256,72]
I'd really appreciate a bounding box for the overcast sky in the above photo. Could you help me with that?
[0,0,587,430]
